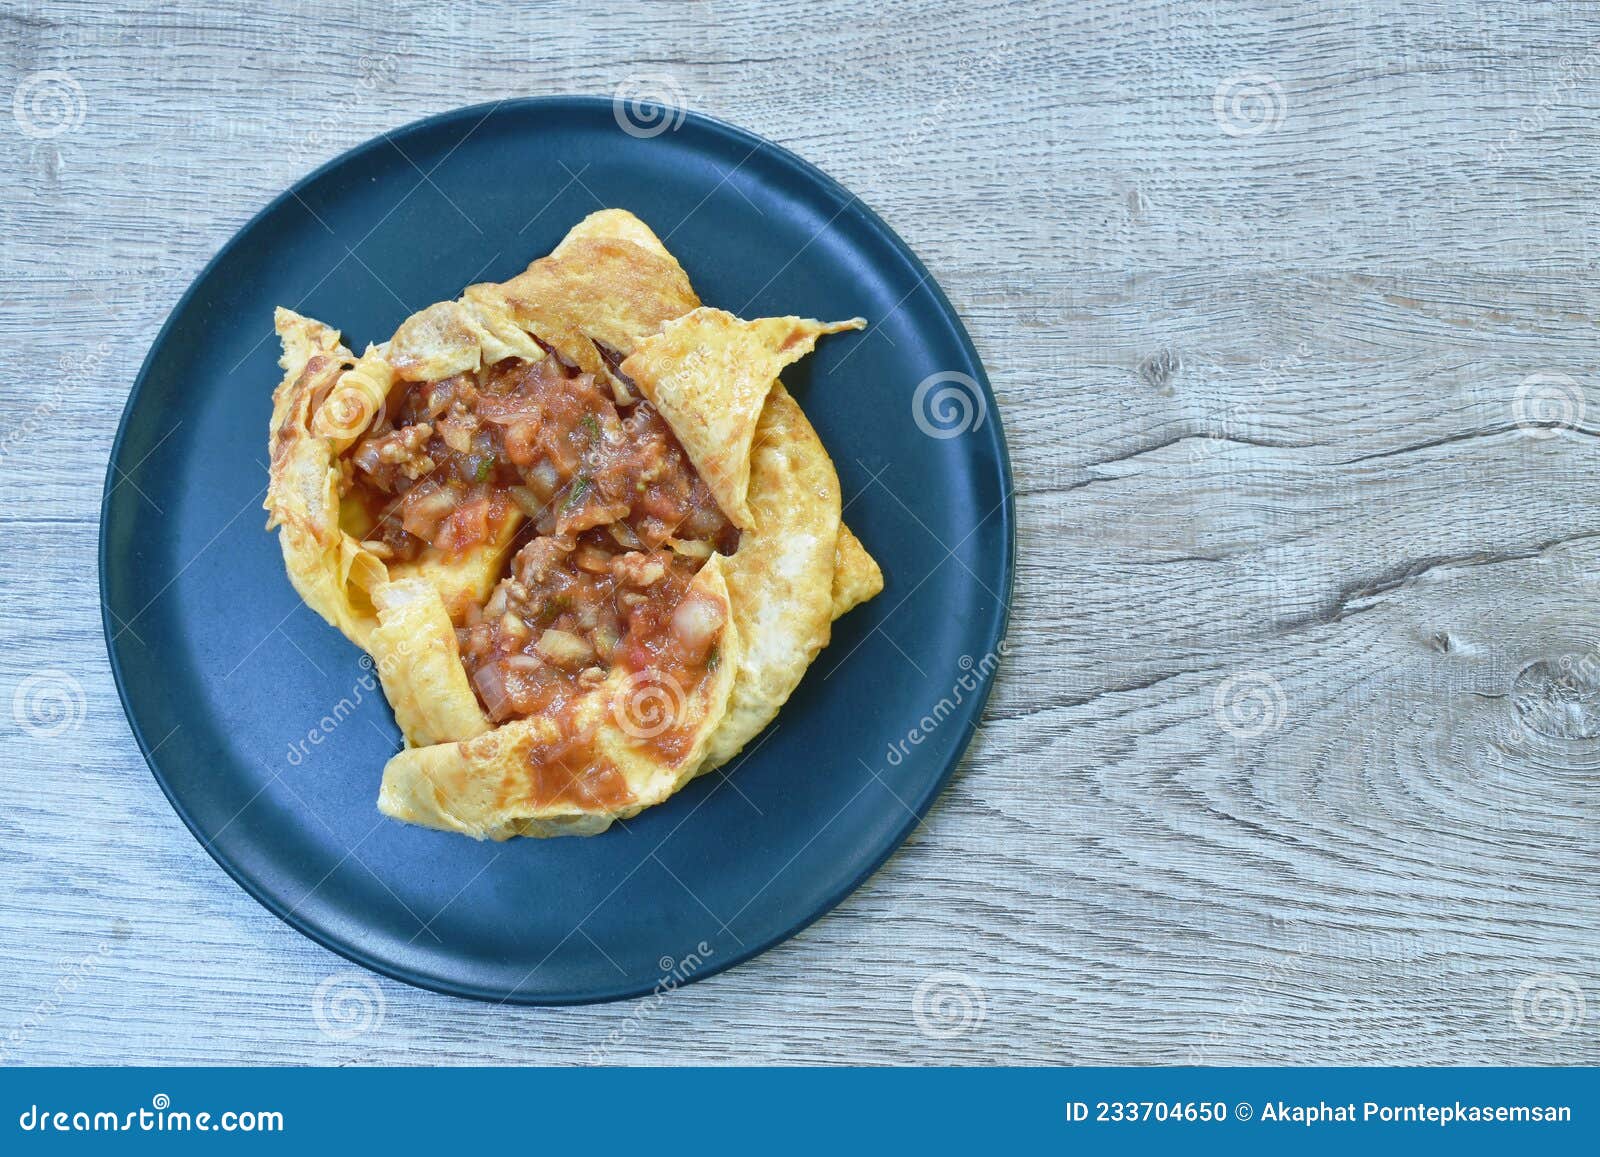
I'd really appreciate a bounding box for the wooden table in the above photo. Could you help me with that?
[3,0,1595,1064]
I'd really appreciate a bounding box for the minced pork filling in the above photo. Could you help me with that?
[343,351,738,731]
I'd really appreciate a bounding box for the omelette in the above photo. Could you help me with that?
[263,210,882,839]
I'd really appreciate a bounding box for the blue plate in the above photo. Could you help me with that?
[100,97,1013,1004]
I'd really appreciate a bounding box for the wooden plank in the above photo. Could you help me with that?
[1,0,1595,1064]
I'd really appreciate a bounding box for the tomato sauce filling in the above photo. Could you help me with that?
[342,351,737,769]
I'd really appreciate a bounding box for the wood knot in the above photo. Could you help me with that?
[1511,655,1600,740]
[1138,348,1180,393]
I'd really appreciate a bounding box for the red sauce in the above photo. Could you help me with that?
[344,356,736,563]
[339,351,737,787]
[507,720,635,812]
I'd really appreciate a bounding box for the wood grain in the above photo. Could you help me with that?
[2,0,1597,1064]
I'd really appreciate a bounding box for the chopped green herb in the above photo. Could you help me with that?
[537,596,570,625]
[473,456,494,482]
[580,414,600,441]
[706,647,720,671]
[562,476,591,512]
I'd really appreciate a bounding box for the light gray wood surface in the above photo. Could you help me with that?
[2,0,1597,1065]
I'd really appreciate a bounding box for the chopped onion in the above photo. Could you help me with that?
[437,417,474,454]
[501,420,539,468]
[400,483,459,540]
[483,584,509,620]
[526,458,560,499]
[613,553,666,587]
[672,595,725,653]
[679,506,726,540]
[507,486,544,518]
[594,617,621,662]
[424,379,458,419]
[351,439,383,475]
[479,401,543,426]
[535,628,594,668]
[434,495,489,552]
[573,544,612,574]
[472,663,510,717]
[665,537,713,560]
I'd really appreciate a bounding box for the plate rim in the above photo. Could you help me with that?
[99,94,1016,1005]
